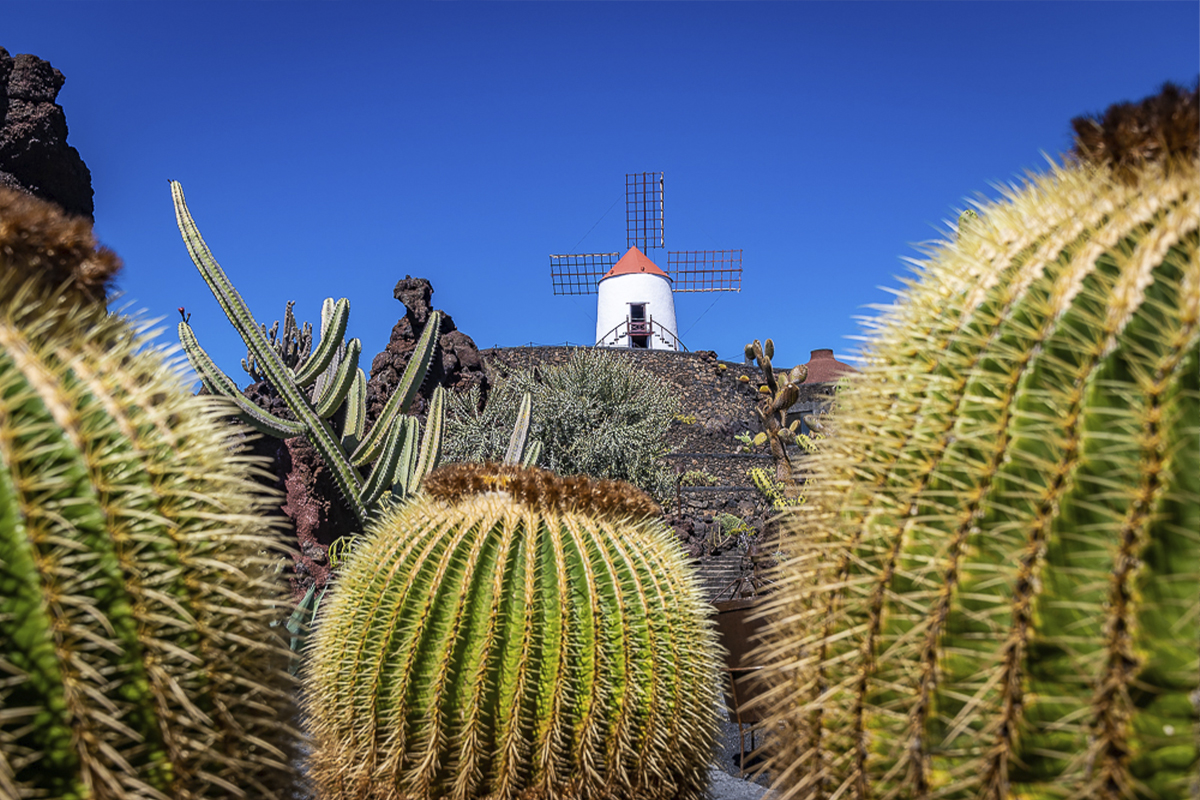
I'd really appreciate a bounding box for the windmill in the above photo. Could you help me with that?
[549,172,742,351]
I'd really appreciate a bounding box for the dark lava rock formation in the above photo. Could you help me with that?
[0,47,93,219]
[366,275,488,425]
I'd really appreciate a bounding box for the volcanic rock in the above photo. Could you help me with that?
[0,47,94,219]
[366,275,488,425]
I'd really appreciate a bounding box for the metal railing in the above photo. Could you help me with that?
[595,314,688,351]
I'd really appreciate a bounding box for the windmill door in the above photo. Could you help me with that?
[629,303,649,348]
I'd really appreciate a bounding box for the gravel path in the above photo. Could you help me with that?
[710,713,775,800]
[708,766,774,800]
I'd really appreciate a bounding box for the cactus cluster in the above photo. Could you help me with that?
[305,462,721,800]
[0,195,296,799]
[170,180,457,673]
[753,84,1199,799]
[173,180,447,530]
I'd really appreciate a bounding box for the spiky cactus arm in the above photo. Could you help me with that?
[0,276,298,799]
[753,106,1199,800]
[305,463,719,800]
[171,182,446,529]
[171,181,369,524]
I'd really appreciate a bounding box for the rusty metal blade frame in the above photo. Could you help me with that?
[668,249,743,292]
[626,171,664,251]
[548,252,619,296]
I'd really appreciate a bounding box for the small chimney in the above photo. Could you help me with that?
[802,348,856,384]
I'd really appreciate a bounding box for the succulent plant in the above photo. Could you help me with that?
[304,462,722,800]
[743,338,808,485]
[748,466,805,512]
[0,252,296,794]
[443,349,679,500]
[752,84,1199,800]
[171,180,445,530]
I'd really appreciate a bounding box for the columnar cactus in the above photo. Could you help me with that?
[0,201,296,798]
[305,463,721,800]
[754,84,1199,800]
[171,180,445,529]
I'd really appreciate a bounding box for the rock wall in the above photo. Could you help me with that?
[0,47,93,218]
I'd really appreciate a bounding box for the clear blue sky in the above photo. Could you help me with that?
[6,2,1197,373]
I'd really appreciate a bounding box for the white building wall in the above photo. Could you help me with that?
[594,272,680,351]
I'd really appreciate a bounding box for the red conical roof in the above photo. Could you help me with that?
[602,246,671,281]
[802,349,856,383]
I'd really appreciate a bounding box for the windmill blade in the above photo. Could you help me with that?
[549,252,618,296]
[626,171,664,251]
[668,249,743,292]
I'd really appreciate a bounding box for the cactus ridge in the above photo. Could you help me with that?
[0,276,296,799]
[305,465,720,800]
[754,152,1199,800]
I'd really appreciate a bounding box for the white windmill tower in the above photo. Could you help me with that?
[549,172,742,351]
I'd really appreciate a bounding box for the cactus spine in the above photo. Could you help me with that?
[305,463,721,800]
[754,87,1199,800]
[171,180,445,528]
[0,272,296,794]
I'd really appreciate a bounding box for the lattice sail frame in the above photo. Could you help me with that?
[626,171,664,251]
[549,253,618,296]
[549,250,741,296]
[549,172,741,295]
[667,250,742,293]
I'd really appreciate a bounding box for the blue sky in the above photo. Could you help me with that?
[5,2,1197,374]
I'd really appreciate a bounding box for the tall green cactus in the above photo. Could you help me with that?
[171,180,445,528]
[304,462,722,800]
[0,276,296,796]
[753,86,1199,800]
[502,390,542,467]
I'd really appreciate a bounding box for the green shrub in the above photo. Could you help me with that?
[680,469,719,486]
[445,349,680,500]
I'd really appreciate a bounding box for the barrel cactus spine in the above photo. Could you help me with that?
[0,185,122,305]
[305,463,722,800]
[753,83,1199,799]
[0,198,298,798]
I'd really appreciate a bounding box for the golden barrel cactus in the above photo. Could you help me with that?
[0,191,297,799]
[754,83,1199,799]
[305,463,721,800]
